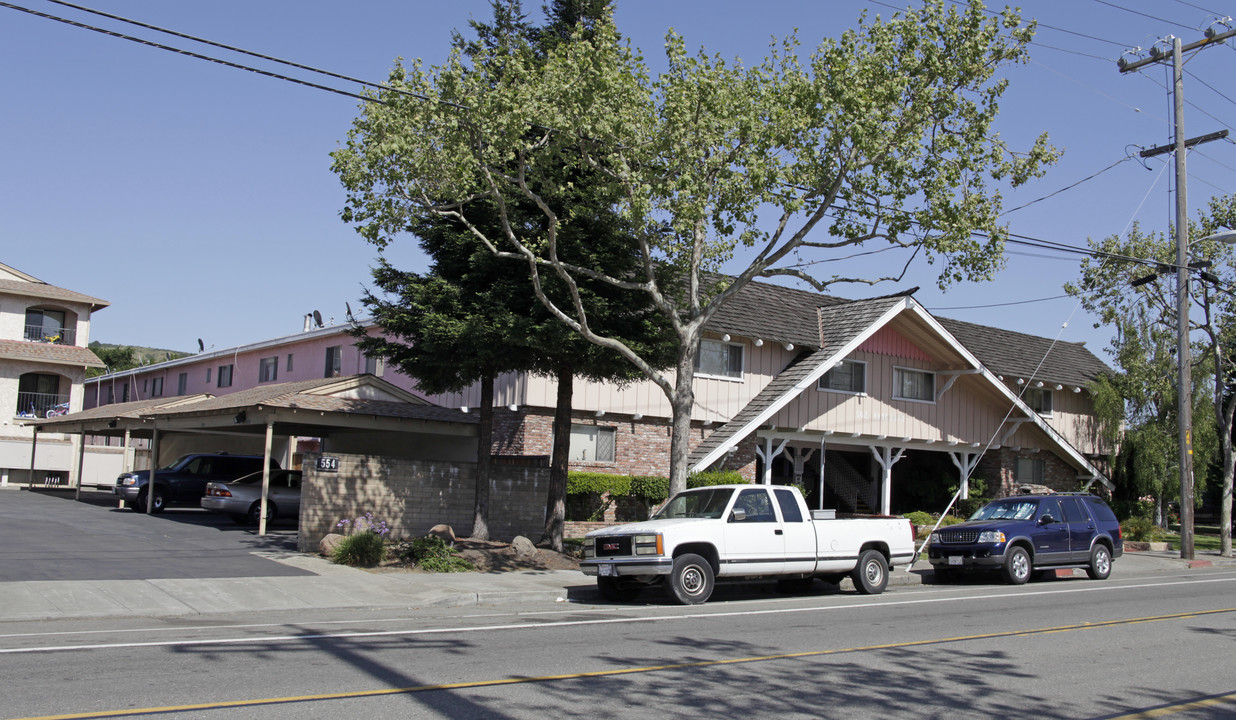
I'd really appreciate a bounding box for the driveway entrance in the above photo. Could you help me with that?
[0,488,310,582]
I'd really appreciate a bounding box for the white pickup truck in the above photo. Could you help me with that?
[580,484,916,604]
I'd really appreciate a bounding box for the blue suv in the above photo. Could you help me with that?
[927,493,1123,585]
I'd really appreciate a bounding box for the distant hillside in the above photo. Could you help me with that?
[87,342,191,376]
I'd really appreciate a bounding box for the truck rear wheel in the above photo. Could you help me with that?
[852,549,889,594]
[668,553,714,604]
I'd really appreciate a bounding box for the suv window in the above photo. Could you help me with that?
[1085,497,1119,525]
[1037,498,1062,523]
[1060,497,1088,523]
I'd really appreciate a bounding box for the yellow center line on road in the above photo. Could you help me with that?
[9,607,1236,720]
[1103,691,1236,719]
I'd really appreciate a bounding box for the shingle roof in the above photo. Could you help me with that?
[688,295,908,468]
[0,339,105,367]
[0,278,109,308]
[705,278,847,349]
[937,317,1111,388]
[29,396,212,427]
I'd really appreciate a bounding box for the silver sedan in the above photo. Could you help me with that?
[201,470,301,524]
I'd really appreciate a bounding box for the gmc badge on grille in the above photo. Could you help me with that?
[603,543,620,551]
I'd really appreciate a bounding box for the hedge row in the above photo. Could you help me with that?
[566,470,743,503]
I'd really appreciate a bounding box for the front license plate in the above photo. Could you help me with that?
[948,555,963,566]
[598,563,616,577]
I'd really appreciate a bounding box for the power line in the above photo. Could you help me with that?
[1093,0,1199,31]
[0,1,379,104]
[927,293,1074,311]
[1001,156,1135,216]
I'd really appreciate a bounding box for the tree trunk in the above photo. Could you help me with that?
[542,365,573,552]
[1219,394,1234,557]
[667,342,699,497]
[471,373,493,541]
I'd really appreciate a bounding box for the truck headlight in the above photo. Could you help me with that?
[120,476,137,486]
[977,530,1007,544]
[633,534,662,556]
[930,532,940,544]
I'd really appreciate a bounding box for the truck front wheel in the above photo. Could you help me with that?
[668,553,714,604]
[852,549,889,594]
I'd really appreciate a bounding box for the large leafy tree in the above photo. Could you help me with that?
[333,0,1057,495]
[1068,195,1236,556]
[352,0,671,548]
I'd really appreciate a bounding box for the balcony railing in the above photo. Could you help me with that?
[23,324,76,345]
[15,392,70,419]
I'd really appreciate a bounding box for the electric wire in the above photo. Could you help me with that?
[1001,156,1134,216]
[1093,0,1199,31]
[38,0,445,107]
[1184,68,1236,107]
[0,1,380,105]
[927,294,1074,310]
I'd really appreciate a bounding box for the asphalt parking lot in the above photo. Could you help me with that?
[0,487,310,582]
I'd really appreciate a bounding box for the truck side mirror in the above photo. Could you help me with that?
[729,508,747,523]
[1039,514,1056,525]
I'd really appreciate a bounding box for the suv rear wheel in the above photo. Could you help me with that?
[1086,544,1112,580]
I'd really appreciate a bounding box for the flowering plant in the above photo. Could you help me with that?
[336,511,389,537]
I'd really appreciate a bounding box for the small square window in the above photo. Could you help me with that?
[259,357,278,383]
[695,339,743,379]
[818,360,866,393]
[893,367,935,402]
[1024,387,1053,416]
[569,425,616,462]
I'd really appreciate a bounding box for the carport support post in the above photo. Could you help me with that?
[259,421,273,536]
[147,429,160,514]
[870,446,905,516]
[27,428,38,490]
[949,452,981,501]
[118,428,131,509]
[73,434,86,500]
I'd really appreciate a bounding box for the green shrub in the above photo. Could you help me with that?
[903,511,934,528]
[402,535,474,572]
[1122,516,1155,542]
[332,531,387,567]
[688,470,744,488]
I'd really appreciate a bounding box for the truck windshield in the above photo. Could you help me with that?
[969,500,1038,521]
[652,488,735,519]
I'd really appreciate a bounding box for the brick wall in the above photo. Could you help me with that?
[299,452,550,551]
[976,448,1080,498]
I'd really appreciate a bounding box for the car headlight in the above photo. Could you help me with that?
[633,534,663,556]
[978,530,1007,544]
[120,476,137,486]
[930,532,940,544]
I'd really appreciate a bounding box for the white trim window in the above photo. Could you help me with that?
[569,424,616,463]
[893,366,935,402]
[1024,387,1053,416]
[818,359,866,394]
[259,356,278,383]
[695,339,744,380]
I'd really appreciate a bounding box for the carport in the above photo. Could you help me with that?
[27,375,478,536]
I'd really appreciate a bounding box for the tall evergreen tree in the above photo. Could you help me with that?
[353,0,672,549]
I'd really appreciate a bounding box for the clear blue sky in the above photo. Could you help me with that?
[2,1,1234,363]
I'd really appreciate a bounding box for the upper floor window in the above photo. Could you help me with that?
[206,367,212,384]
[569,424,616,462]
[25,308,72,345]
[217,364,233,388]
[259,356,278,383]
[893,367,935,402]
[151,377,164,398]
[287,353,294,372]
[695,339,743,380]
[177,373,188,396]
[818,359,866,394]
[1024,387,1053,416]
[325,346,342,377]
[363,354,382,376]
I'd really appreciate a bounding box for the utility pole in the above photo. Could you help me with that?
[1119,26,1236,560]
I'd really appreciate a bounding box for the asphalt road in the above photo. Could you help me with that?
[3,567,1235,719]
[0,488,305,581]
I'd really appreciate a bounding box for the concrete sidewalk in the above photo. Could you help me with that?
[2,547,1232,623]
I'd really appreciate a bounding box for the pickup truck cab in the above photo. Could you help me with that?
[580,484,915,604]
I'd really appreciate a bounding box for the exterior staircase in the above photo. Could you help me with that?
[823,451,875,514]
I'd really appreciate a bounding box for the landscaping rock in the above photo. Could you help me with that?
[427,524,456,544]
[319,533,346,557]
[511,535,538,558]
